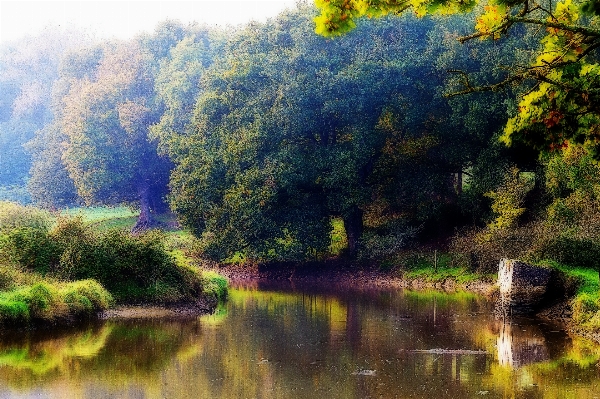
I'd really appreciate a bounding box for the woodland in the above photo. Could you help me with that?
[0,0,599,279]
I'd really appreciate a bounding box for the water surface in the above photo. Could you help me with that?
[0,281,599,398]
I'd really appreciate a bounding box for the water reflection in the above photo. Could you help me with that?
[0,282,598,398]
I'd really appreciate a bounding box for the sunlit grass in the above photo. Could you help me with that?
[60,206,138,230]
[400,252,495,284]
[61,206,138,223]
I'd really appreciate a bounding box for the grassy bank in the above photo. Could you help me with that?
[539,260,600,331]
[0,202,228,327]
[396,253,600,337]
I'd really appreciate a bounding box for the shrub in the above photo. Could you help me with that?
[1,227,59,274]
[484,167,533,233]
[0,279,112,324]
[0,201,52,234]
[49,221,206,303]
[0,202,58,273]
[201,271,228,302]
[0,210,224,306]
[451,224,542,273]
[61,279,113,313]
[533,236,600,270]
[0,300,29,323]
[572,293,600,324]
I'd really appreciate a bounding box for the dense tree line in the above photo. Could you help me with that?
[2,1,597,265]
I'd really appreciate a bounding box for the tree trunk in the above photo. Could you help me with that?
[343,206,364,259]
[455,170,463,195]
[132,180,154,233]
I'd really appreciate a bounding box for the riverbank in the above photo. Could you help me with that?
[207,260,498,297]
[208,259,600,345]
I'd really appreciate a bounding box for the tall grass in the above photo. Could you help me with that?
[540,260,600,329]
[0,278,113,324]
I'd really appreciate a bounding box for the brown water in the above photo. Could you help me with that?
[0,281,599,398]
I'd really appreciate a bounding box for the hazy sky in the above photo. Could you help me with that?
[0,1,299,44]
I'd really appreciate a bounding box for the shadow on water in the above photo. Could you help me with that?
[0,281,598,398]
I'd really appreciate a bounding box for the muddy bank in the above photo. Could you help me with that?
[212,261,600,342]
[208,260,497,297]
[100,297,218,320]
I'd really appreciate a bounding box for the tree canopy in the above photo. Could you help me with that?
[315,0,600,158]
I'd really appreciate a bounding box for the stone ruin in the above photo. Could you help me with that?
[497,258,554,315]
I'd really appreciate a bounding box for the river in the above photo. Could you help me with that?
[0,281,598,398]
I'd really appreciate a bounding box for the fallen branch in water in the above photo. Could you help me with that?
[401,349,488,355]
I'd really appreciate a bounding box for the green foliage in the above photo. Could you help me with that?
[164,7,493,261]
[329,218,348,256]
[315,0,600,165]
[0,202,57,274]
[201,271,229,302]
[545,147,600,227]
[0,201,52,233]
[0,206,219,305]
[0,279,113,325]
[484,167,534,232]
[534,236,600,270]
[47,218,199,303]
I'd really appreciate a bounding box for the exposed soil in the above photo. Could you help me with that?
[206,259,498,297]
[99,298,217,320]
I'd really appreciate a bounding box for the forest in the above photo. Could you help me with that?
[1,0,600,322]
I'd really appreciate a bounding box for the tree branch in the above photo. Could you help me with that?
[507,16,600,37]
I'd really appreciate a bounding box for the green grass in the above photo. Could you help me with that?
[538,260,600,330]
[548,261,599,296]
[61,206,138,231]
[403,266,486,284]
[0,277,113,325]
[61,206,138,224]
[399,252,495,284]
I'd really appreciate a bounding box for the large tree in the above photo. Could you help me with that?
[164,6,511,261]
[33,22,193,228]
[314,0,600,159]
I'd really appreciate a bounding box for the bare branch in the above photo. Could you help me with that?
[507,16,600,37]
[444,74,525,97]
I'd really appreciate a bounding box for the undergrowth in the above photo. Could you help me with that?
[0,201,229,326]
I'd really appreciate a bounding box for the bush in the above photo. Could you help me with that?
[201,271,228,302]
[451,224,541,273]
[0,202,58,274]
[0,201,52,234]
[46,218,206,303]
[572,293,600,325]
[533,236,600,270]
[0,210,224,306]
[1,227,59,274]
[0,279,113,324]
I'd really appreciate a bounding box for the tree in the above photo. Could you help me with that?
[0,29,90,203]
[314,0,600,159]
[164,6,495,260]
[36,23,193,228]
[59,40,170,229]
